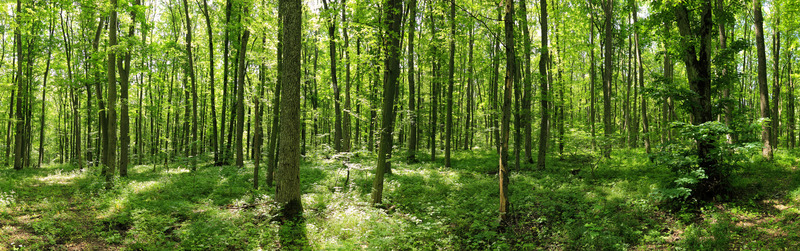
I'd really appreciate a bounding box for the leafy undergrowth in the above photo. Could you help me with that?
[0,148,798,250]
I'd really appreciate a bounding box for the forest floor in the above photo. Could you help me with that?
[1,148,799,250]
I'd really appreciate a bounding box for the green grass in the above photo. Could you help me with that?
[0,148,798,250]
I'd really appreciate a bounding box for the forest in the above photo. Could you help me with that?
[1,0,800,249]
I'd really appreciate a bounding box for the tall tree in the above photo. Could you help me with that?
[200,0,219,163]
[371,0,402,205]
[119,0,141,177]
[754,0,771,159]
[536,0,549,169]
[499,0,515,225]
[106,0,119,188]
[407,0,418,161]
[601,0,613,158]
[182,0,198,170]
[770,15,780,151]
[445,0,455,167]
[675,0,718,198]
[276,0,303,220]
[12,0,26,170]
[520,0,533,163]
[235,29,250,167]
[322,0,343,152]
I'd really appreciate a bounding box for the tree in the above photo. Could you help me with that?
[445,0,455,168]
[536,0,549,169]
[754,0,771,159]
[499,0,515,225]
[371,0,403,205]
[235,29,249,167]
[601,0,613,158]
[407,0,418,162]
[119,0,141,177]
[520,0,533,164]
[200,0,219,164]
[674,0,718,198]
[182,0,198,171]
[105,0,119,189]
[322,0,343,152]
[276,0,303,220]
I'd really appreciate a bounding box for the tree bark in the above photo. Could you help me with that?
[445,0,455,167]
[371,0,402,205]
[200,0,219,163]
[407,0,418,161]
[276,0,303,222]
[536,0,549,169]
[601,0,613,158]
[754,0,771,159]
[499,0,515,225]
[105,0,119,188]
[235,30,250,168]
[771,16,780,151]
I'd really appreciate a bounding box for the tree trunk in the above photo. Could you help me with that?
[182,0,198,170]
[601,0,613,158]
[675,0,717,199]
[371,0,402,205]
[13,0,25,170]
[322,0,343,152]
[633,1,649,153]
[407,0,418,161]
[771,16,780,151]
[754,0,771,159]
[445,0,455,168]
[499,0,515,225]
[536,0,549,169]
[200,0,219,163]
[520,0,533,163]
[276,0,303,222]
[267,9,283,187]
[105,0,119,189]
[38,18,54,167]
[235,30,250,168]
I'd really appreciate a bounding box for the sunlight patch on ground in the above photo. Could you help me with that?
[35,169,86,185]
[127,181,160,194]
[165,168,191,175]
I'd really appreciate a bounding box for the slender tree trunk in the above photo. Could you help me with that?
[407,0,418,161]
[13,0,25,170]
[633,1,649,153]
[267,10,283,187]
[754,0,771,159]
[182,0,198,170]
[371,0,402,205]
[445,0,455,167]
[536,0,549,169]
[789,55,795,149]
[771,16,780,151]
[200,0,219,163]
[105,0,119,188]
[520,0,533,163]
[590,9,596,151]
[38,18,54,167]
[118,0,139,177]
[601,0,614,158]
[322,0,343,152]
[235,30,250,168]
[499,0,515,225]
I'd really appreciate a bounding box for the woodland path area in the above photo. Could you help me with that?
[2,150,800,250]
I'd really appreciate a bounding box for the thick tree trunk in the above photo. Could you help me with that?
[276,0,303,222]
[105,0,119,188]
[675,1,717,199]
